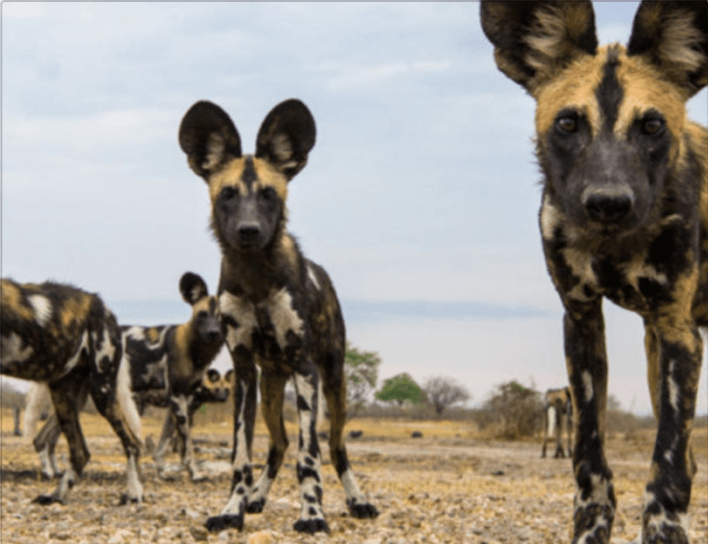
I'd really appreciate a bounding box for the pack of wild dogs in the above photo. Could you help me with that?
[1,1,706,541]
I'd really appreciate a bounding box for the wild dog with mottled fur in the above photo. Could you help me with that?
[481,1,708,542]
[541,386,572,459]
[29,272,223,482]
[0,279,143,504]
[27,367,232,480]
[178,99,379,533]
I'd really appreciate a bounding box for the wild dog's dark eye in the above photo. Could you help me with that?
[642,118,664,136]
[556,115,578,134]
[220,186,238,200]
[260,187,277,202]
[197,310,208,319]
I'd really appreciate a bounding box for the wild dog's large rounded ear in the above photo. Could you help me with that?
[627,1,708,97]
[255,99,316,181]
[480,1,597,95]
[179,272,209,305]
[179,101,242,179]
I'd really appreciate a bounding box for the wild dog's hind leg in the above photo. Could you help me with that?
[33,375,90,505]
[89,326,143,505]
[169,394,205,482]
[246,369,289,513]
[565,302,615,544]
[292,364,328,533]
[321,353,378,519]
[33,414,63,479]
[642,320,701,544]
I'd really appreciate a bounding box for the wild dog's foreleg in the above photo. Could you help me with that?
[153,410,177,479]
[89,326,143,505]
[246,369,289,514]
[168,393,205,482]
[642,319,701,544]
[564,302,615,544]
[33,377,90,505]
[291,364,329,533]
[33,414,63,479]
[206,347,257,533]
[541,405,551,458]
[321,354,378,520]
[554,404,565,459]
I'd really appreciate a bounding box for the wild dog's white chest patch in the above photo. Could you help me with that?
[220,291,259,350]
[262,288,304,349]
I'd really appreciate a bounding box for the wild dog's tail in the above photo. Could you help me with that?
[23,382,54,440]
[116,347,142,446]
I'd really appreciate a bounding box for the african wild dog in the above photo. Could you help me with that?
[541,386,572,459]
[481,1,707,542]
[179,99,379,533]
[28,272,224,482]
[0,279,143,504]
[27,368,232,480]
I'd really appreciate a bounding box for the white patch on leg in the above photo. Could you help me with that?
[266,288,304,349]
[38,446,57,479]
[28,294,53,327]
[581,371,594,402]
[666,361,680,414]
[125,454,143,503]
[23,382,53,439]
[547,406,557,438]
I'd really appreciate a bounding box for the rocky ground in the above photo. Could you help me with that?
[1,412,706,544]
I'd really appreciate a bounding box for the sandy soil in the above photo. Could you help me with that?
[1,411,706,544]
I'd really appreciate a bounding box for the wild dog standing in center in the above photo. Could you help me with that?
[481,1,707,543]
[179,99,379,533]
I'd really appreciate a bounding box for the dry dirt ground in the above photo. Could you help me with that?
[1,409,706,544]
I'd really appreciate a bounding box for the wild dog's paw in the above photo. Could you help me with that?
[206,514,244,533]
[119,493,143,506]
[246,498,266,513]
[293,518,330,534]
[32,494,63,506]
[348,499,379,519]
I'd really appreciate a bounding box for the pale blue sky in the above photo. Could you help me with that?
[2,2,706,414]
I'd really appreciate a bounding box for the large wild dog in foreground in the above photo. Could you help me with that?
[178,99,379,533]
[0,279,143,504]
[481,1,707,543]
[27,272,224,482]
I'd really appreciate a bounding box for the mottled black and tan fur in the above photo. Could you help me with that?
[179,99,379,534]
[541,386,572,459]
[0,278,143,504]
[481,1,707,543]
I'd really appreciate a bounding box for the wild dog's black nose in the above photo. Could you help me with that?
[237,224,261,242]
[582,187,634,224]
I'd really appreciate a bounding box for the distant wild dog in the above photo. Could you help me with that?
[29,272,224,482]
[541,386,572,459]
[481,1,708,542]
[27,368,232,480]
[0,279,143,505]
[179,99,379,533]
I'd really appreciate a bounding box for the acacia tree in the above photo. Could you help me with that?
[375,373,426,407]
[423,376,471,416]
[345,342,381,415]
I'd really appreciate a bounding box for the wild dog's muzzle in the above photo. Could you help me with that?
[581,185,635,225]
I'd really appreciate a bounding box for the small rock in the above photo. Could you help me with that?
[248,530,280,544]
[189,525,209,541]
[411,431,423,438]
